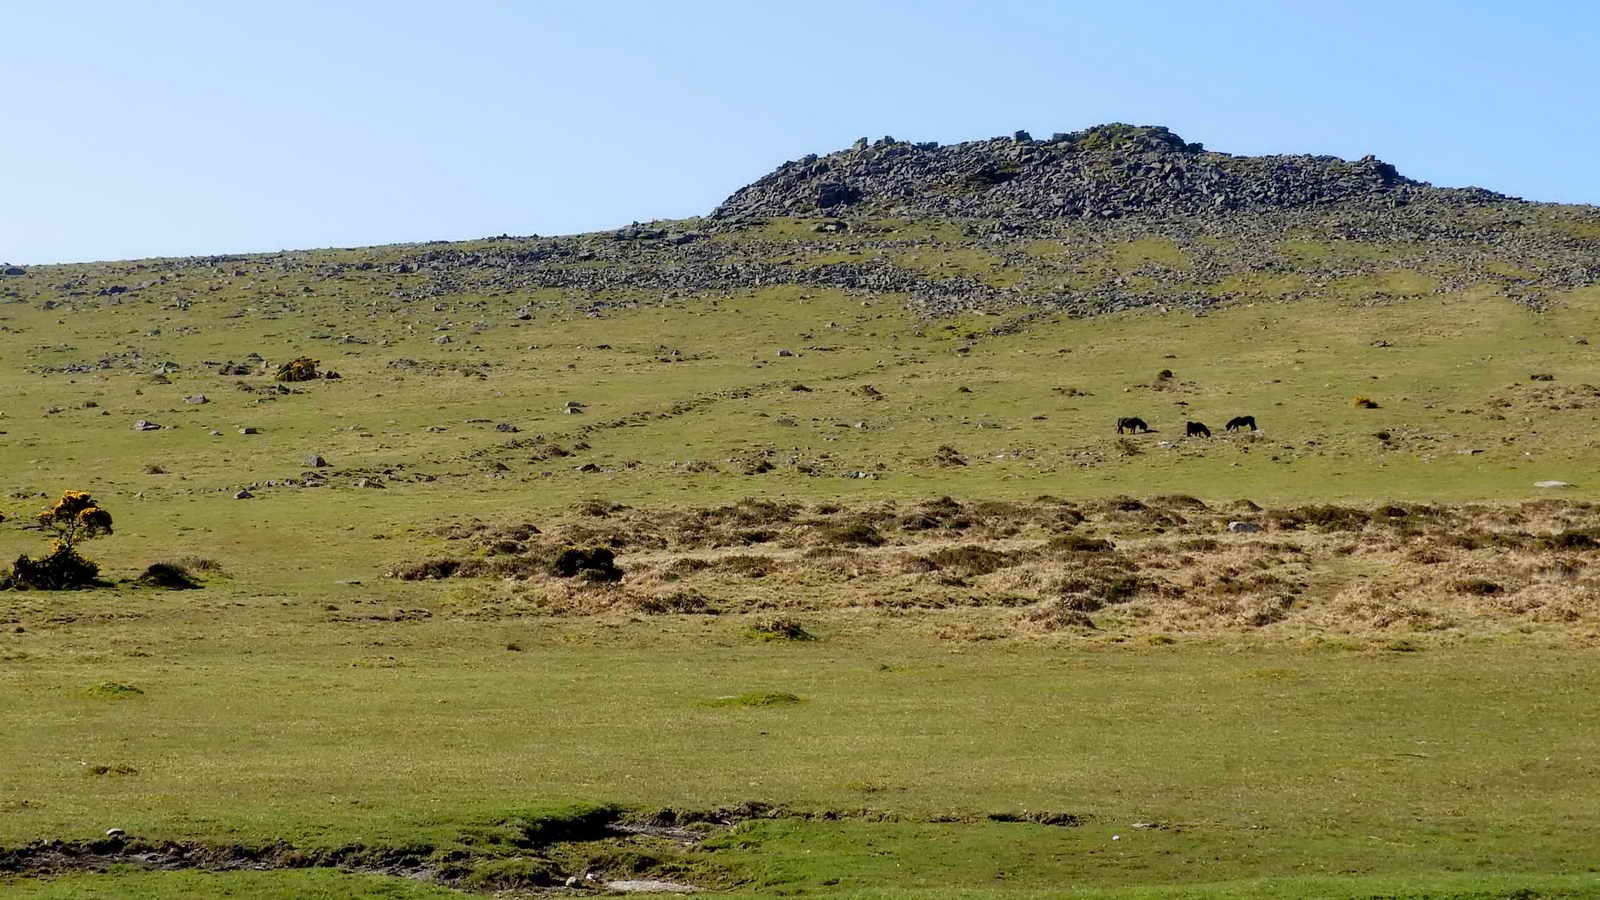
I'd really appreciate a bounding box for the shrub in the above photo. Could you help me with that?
[136,562,201,589]
[274,357,321,382]
[12,549,100,590]
[10,490,113,589]
[549,547,623,582]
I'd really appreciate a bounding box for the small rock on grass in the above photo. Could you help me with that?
[1535,480,1576,488]
[1227,521,1263,533]
[234,490,253,500]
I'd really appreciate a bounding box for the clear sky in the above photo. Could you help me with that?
[5,0,1596,264]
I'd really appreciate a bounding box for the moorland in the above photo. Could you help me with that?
[2,125,1599,898]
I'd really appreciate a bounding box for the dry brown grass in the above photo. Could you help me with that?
[389,496,1600,642]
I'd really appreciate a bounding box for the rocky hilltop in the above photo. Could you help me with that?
[5,124,1596,328]
[714,124,1503,222]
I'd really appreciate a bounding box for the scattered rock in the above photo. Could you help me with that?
[237,426,259,435]
[133,420,161,431]
[1227,521,1263,533]
[495,423,519,433]
[1534,480,1575,488]
[184,395,208,405]
[233,490,253,500]
[304,454,329,468]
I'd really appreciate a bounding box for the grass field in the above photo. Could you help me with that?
[3,217,1600,896]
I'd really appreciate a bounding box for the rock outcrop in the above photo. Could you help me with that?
[713,124,1498,222]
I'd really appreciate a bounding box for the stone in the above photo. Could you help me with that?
[133,420,161,431]
[1534,480,1575,488]
[776,348,793,357]
[184,395,208,404]
[104,828,125,838]
[1227,521,1263,533]
[433,335,451,344]
[304,454,328,468]
[237,426,259,435]
[233,490,253,499]
[495,423,519,432]
[2,266,26,276]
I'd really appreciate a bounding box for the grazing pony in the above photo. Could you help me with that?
[1225,415,1257,432]
[1116,417,1151,434]
[1186,421,1212,438]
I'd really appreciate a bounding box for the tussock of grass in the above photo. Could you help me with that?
[85,681,143,699]
[397,496,1600,642]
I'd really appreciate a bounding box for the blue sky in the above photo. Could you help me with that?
[5,0,1596,264]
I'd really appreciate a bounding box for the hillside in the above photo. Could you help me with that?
[4,125,1600,898]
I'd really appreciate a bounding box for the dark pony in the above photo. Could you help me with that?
[1225,415,1257,432]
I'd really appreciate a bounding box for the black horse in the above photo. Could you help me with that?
[1186,421,1212,438]
[1116,417,1151,434]
[1225,415,1257,432]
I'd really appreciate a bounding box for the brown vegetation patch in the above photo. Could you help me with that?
[389,497,1600,641]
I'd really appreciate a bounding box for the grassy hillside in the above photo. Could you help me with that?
[4,182,1600,897]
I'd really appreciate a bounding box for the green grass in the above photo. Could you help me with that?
[3,216,1600,896]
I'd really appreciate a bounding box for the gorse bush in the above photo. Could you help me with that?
[273,356,320,382]
[8,490,113,590]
